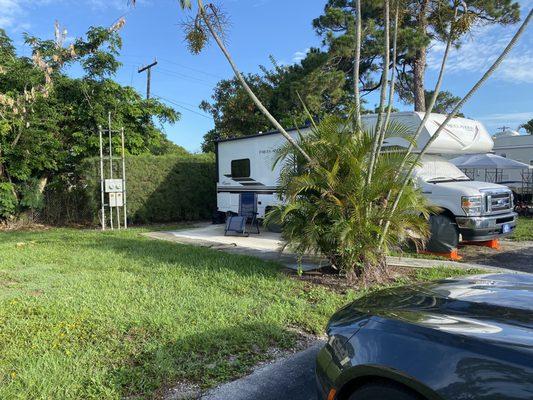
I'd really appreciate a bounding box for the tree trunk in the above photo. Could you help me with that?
[367,0,390,185]
[413,0,429,112]
[38,176,48,194]
[413,48,426,112]
[353,0,362,127]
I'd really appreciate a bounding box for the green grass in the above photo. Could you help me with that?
[402,266,486,283]
[510,217,533,241]
[0,228,475,399]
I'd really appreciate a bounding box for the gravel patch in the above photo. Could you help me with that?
[459,240,533,273]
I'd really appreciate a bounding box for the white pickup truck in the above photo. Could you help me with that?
[415,154,516,246]
[215,112,517,247]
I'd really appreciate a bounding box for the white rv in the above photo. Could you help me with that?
[215,112,517,243]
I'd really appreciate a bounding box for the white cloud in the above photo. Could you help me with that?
[0,0,24,29]
[292,48,310,63]
[427,5,533,84]
[478,112,533,133]
[0,0,128,31]
[480,112,533,122]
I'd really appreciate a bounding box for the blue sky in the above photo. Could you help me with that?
[1,0,532,152]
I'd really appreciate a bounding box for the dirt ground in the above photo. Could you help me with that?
[459,240,533,273]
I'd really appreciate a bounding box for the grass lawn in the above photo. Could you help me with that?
[0,227,477,399]
[510,217,533,241]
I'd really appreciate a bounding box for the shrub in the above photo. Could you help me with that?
[0,182,17,219]
[266,116,433,284]
[43,154,216,225]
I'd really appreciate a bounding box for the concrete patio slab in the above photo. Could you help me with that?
[164,223,284,251]
[145,224,325,272]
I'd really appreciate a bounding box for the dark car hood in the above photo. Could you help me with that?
[332,273,533,349]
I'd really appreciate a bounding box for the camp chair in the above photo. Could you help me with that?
[224,192,260,236]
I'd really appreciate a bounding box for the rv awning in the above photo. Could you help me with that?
[450,153,530,170]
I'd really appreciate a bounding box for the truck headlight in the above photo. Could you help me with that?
[461,195,483,216]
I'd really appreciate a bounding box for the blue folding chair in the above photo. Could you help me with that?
[225,192,260,236]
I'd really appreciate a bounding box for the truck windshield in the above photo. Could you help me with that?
[426,176,472,183]
[416,155,471,183]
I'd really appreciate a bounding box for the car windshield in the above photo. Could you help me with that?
[417,155,471,183]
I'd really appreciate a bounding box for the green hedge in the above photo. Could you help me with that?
[43,154,216,225]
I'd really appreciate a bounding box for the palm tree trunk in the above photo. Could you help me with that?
[378,2,460,231]
[367,0,390,184]
[197,0,313,164]
[353,0,362,127]
[386,3,460,186]
[381,8,533,246]
[376,2,400,156]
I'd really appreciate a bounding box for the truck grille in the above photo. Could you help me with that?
[486,192,512,214]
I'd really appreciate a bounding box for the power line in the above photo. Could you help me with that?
[157,67,217,85]
[121,54,225,80]
[153,94,212,120]
[122,62,215,88]
[158,57,225,80]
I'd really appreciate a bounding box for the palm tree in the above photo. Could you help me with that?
[266,114,434,285]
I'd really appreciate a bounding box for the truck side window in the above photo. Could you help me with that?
[231,159,250,178]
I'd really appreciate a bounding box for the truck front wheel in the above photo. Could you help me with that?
[426,214,459,253]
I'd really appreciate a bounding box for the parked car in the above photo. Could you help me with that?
[316,273,533,400]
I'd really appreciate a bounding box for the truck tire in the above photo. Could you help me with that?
[426,214,459,253]
[211,211,226,224]
[264,207,283,233]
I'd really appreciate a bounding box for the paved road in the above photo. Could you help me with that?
[202,341,323,400]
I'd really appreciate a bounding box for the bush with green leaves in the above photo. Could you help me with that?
[266,116,434,284]
[0,182,17,219]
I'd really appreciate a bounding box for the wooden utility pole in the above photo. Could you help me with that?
[138,59,158,99]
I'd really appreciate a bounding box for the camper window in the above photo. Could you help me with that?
[231,159,251,178]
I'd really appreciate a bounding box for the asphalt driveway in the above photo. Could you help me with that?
[201,341,323,400]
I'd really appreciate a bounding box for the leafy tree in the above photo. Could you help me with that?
[424,90,463,116]
[520,119,533,135]
[313,0,521,111]
[0,25,182,221]
[200,51,348,152]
